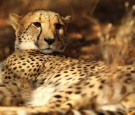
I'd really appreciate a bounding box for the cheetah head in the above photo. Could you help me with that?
[9,10,71,53]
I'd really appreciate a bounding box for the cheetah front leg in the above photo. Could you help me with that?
[28,85,85,112]
[29,84,135,114]
[29,87,126,114]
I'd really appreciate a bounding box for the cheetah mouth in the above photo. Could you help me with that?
[40,48,52,51]
[44,47,51,50]
[39,48,54,53]
[34,41,53,53]
[34,41,39,47]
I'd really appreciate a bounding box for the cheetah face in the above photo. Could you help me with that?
[9,10,71,53]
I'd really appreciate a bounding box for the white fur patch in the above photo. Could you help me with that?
[28,86,55,107]
[99,104,123,111]
[17,110,27,115]
[19,42,38,50]
[72,110,82,115]
[40,49,53,54]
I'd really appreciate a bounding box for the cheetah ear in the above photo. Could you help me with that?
[9,13,21,30]
[63,15,71,23]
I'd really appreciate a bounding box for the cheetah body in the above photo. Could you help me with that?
[1,49,135,114]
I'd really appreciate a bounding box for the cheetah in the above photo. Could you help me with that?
[0,10,135,115]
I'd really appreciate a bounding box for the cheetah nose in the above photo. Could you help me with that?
[44,38,55,45]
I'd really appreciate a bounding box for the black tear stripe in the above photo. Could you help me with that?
[55,15,61,41]
[25,14,42,41]
[37,14,42,40]
[56,32,60,41]
[37,26,42,40]
[25,23,42,42]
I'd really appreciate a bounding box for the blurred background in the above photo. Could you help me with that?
[0,0,135,64]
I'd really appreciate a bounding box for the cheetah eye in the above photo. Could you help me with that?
[55,23,63,29]
[33,22,41,28]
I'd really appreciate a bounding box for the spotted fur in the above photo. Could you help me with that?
[0,10,135,115]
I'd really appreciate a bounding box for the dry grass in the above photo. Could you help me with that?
[98,4,135,65]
